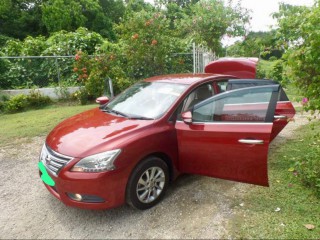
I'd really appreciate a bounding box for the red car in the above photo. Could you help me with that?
[38,59,295,210]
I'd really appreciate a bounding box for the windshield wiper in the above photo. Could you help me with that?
[102,107,130,118]
[129,116,155,120]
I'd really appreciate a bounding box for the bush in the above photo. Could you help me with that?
[288,121,320,198]
[73,89,92,105]
[269,60,284,83]
[27,89,52,108]
[3,90,52,113]
[295,131,320,197]
[4,94,29,113]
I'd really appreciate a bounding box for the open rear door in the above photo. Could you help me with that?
[176,85,280,186]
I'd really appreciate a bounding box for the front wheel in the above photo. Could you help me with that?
[126,157,169,210]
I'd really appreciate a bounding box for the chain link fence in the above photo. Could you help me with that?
[0,44,214,93]
[0,55,78,90]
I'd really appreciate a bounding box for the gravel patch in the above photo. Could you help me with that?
[0,107,311,239]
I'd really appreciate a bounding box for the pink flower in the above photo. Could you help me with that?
[302,98,309,105]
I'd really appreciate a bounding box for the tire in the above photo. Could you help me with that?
[126,157,169,210]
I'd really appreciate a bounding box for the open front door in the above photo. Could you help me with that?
[175,85,280,186]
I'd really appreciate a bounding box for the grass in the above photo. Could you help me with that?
[229,120,320,239]
[0,102,96,146]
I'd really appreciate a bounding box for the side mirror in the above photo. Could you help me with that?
[96,96,109,105]
[181,111,192,124]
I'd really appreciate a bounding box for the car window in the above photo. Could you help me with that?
[182,83,213,112]
[216,81,228,93]
[193,86,276,123]
[171,83,214,122]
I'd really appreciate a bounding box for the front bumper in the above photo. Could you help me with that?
[39,164,128,210]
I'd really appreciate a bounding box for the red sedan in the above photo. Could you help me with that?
[38,61,295,210]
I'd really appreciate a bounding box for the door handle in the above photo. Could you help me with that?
[274,115,287,120]
[238,139,264,144]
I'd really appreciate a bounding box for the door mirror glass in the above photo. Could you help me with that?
[181,111,192,124]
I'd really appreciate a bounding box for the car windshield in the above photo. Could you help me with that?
[106,81,188,119]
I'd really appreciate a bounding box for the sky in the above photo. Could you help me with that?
[222,0,315,45]
[236,0,314,32]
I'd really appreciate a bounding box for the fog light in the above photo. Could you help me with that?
[67,193,83,202]
[67,193,105,203]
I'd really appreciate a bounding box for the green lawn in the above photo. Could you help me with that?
[229,121,320,238]
[0,103,96,146]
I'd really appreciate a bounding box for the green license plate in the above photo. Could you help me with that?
[38,161,55,186]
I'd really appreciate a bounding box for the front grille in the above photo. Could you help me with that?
[41,145,73,176]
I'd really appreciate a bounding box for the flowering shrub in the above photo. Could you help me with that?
[116,10,191,80]
[72,45,132,103]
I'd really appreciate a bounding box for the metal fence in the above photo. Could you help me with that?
[0,55,79,90]
[0,43,216,91]
[192,43,217,74]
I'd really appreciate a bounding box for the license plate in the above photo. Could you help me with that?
[38,162,55,186]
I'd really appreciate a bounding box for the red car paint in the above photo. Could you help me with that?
[39,72,295,210]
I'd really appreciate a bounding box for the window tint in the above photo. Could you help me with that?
[216,81,228,93]
[193,87,275,123]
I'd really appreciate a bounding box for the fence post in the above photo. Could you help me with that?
[193,42,196,74]
[55,56,61,86]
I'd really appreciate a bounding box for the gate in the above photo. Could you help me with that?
[192,43,217,74]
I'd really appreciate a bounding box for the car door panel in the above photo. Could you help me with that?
[176,85,280,186]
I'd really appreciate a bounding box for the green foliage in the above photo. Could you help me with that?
[269,60,284,83]
[227,31,282,58]
[287,121,320,198]
[41,0,119,40]
[3,91,52,113]
[0,28,103,89]
[73,89,91,105]
[117,10,190,79]
[27,89,52,108]
[273,3,320,110]
[181,0,250,53]
[45,27,103,55]
[0,0,45,39]
[4,94,29,113]
[73,48,132,101]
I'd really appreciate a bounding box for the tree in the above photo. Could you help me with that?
[41,0,117,40]
[0,0,45,40]
[179,0,250,54]
[273,2,320,110]
[227,31,281,58]
[116,9,190,79]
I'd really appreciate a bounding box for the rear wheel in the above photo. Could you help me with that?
[126,157,169,210]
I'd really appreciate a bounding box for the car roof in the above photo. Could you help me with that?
[144,73,229,85]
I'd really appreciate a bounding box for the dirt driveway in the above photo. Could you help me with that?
[0,110,310,239]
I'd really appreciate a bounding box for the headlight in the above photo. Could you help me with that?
[71,149,121,173]
[39,144,48,162]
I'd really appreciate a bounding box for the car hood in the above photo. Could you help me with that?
[46,108,154,158]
